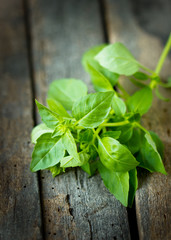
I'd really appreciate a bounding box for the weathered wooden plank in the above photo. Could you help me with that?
[104,0,171,239]
[0,1,42,239]
[29,0,131,239]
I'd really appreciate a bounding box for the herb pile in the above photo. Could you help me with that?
[31,34,171,207]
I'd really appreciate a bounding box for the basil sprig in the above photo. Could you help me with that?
[30,34,171,207]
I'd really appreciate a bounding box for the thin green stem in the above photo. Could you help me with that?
[155,33,171,75]
[139,64,156,75]
[92,127,101,140]
[134,122,148,134]
[99,120,129,127]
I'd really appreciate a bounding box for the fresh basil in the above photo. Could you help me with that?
[95,43,140,76]
[98,137,139,172]
[48,79,87,110]
[127,87,153,115]
[137,133,167,175]
[35,100,62,129]
[31,133,65,172]
[31,37,171,207]
[72,91,114,128]
[98,161,129,207]
[128,168,138,207]
[31,123,53,144]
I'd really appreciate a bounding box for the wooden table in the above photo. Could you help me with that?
[0,0,171,239]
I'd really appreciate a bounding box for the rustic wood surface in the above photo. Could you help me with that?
[104,0,171,239]
[0,0,170,239]
[0,0,42,239]
[29,0,131,239]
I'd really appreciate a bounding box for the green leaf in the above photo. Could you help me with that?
[133,72,149,80]
[149,131,164,158]
[127,87,153,115]
[155,86,170,101]
[60,152,89,168]
[117,124,133,143]
[137,133,167,174]
[86,63,114,92]
[72,91,114,128]
[31,123,53,144]
[100,131,121,140]
[82,44,107,72]
[128,168,138,207]
[98,137,139,172]
[82,44,119,86]
[127,113,141,123]
[81,160,98,176]
[98,161,129,207]
[126,128,141,154]
[30,133,65,172]
[89,144,98,160]
[48,79,88,110]
[112,94,126,116]
[95,42,139,76]
[49,163,65,177]
[62,129,79,161]
[35,100,62,129]
[79,129,94,143]
[52,124,66,138]
[47,98,71,117]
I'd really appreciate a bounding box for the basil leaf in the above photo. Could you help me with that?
[47,98,71,117]
[133,72,149,80]
[79,129,94,143]
[52,124,66,138]
[117,124,133,143]
[112,94,126,116]
[89,144,98,160]
[95,43,139,76]
[86,63,114,92]
[127,87,152,115]
[81,160,98,176]
[82,44,107,72]
[35,100,62,129]
[137,133,167,175]
[128,168,138,207]
[149,131,164,158]
[98,161,129,207]
[82,44,119,86]
[100,131,121,140]
[72,91,114,128]
[30,133,65,172]
[126,128,141,154]
[60,152,89,168]
[49,163,65,178]
[62,129,79,161]
[48,79,87,110]
[31,123,53,144]
[127,113,141,123]
[98,137,139,172]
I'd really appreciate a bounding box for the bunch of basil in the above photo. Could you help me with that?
[31,36,171,207]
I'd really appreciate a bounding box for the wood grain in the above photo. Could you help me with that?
[104,0,171,239]
[29,0,131,239]
[0,1,42,239]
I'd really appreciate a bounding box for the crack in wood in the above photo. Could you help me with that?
[88,219,93,240]
[66,194,74,220]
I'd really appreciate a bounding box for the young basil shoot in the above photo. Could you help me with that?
[30,34,171,207]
